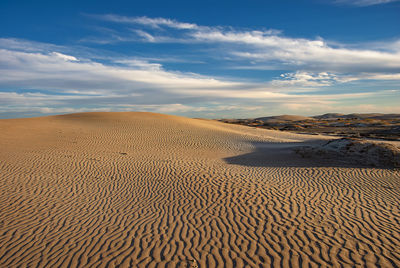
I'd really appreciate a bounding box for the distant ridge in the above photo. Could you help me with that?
[242,113,400,122]
[219,113,400,140]
[312,113,345,119]
[313,113,400,120]
[255,115,315,123]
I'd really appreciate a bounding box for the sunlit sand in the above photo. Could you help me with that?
[0,112,399,267]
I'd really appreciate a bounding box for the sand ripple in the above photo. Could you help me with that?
[0,112,399,267]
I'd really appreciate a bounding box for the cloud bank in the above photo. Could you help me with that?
[1,15,400,118]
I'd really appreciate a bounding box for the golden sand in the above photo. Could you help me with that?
[0,112,399,267]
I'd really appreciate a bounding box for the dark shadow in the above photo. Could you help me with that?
[223,140,389,169]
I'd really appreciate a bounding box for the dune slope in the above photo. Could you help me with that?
[0,112,399,267]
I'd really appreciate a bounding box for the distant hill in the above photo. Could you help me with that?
[312,113,345,119]
[255,115,315,123]
[220,113,400,125]
[313,113,400,120]
[219,113,400,141]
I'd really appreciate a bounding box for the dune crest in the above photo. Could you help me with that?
[0,112,399,267]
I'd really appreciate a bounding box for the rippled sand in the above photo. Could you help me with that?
[0,112,399,267]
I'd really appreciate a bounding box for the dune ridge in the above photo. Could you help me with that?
[0,112,399,267]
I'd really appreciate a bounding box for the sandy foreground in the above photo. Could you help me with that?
[0,112,399,267]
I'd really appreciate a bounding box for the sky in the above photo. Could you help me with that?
[0,0,399,118]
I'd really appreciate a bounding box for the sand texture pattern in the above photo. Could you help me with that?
[0,112,399,267]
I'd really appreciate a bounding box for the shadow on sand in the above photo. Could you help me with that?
[223,140,379,169]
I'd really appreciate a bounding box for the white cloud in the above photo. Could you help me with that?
[271,72,339,88]
[222,36,400,73]
[132,30,157,42]
[0,38,64,52]
[338,72,400,82]
[0,48,239,93]
[270,71,400,89]
[51,52,79,61]
[112,59,162,70]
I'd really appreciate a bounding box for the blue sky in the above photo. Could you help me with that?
[1,0,399,118]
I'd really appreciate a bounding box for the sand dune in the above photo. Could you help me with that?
[0,112,399,267]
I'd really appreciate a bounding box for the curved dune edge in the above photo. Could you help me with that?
[0,112,399,267]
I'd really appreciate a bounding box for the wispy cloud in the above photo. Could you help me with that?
[191,30,400,73]
[333,0,400,6]
[92,14,199,30]
[87,15,400,76]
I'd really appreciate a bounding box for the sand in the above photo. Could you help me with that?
[0,112,399,267]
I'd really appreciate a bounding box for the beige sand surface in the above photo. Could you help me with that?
[0,112,399,267]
